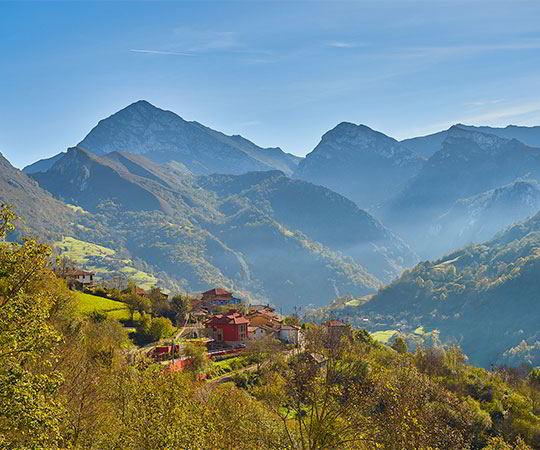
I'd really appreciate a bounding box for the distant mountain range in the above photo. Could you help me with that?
[402,124,540,159]
[382,126,540,257]
[294,122,424,209]
[428,180,540,256]
[6,99,540,345]
[4,145,415,309]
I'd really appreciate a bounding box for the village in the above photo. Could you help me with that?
[55,266,352,380]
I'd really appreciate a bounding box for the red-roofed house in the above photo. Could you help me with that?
[206,310,249,346]
[199,288,243,311]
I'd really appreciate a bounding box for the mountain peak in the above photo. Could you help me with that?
[295,123,424,208]
[444,125,509,151]
[77,102,300,176]
[323,122,387,141]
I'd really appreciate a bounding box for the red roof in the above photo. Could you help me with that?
[206,311,249,326]
[202,288,232,296]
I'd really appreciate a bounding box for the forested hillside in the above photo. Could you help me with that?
[327,211,540,367]
[16,147,410,309]
[1,207,538,448]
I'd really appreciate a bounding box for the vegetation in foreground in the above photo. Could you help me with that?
[1,205,539,449]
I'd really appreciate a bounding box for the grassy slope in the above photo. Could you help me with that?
[74,291,139,322]
[55,237,158,289]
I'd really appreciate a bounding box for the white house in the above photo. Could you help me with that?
[278,325,303,346]
[57,269,95,287]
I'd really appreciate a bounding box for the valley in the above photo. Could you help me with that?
[2,100,540,368]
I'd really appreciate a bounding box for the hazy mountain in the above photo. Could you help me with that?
[428,180,540,256]
[28,149,397,309]
[403,123,540,158]
[0,152,74,240]
[199,170,416,281]
[78,100,300,176]
[23,152,66,174]
[294,122,424,209]
[331,211,540,367]
[383,126,540,257]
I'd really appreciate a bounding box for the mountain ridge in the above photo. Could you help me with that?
[77,100,301,176]
[294,122,425,209]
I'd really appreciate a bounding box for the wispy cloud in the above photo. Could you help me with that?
[172,27,241,53]
[326,41,357,49]
[459,100,540,124]
[463,99,504,108]
[129,49,194,56]
[395,39,540,61]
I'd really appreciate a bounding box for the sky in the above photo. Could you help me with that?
[2,1,540,168]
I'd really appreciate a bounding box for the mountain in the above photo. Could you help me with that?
[427,180,540,256]
[383,126,540,257]
[403,123,540,159]
[330,211,540,367]
[77,100,300,176]
[28,149,403,309]
[198,170,416,281]
[294,122,424,209]
[23,152,66,174]
[0,152,74,240]
[32,147,165,212]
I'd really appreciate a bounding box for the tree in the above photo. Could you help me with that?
[148,286,169,316]
[123,282,151,320]
[183,342,210,375]
[282,315,301,327]
[245,335,283,373]
[0,205,73,448]
[171,293,192,325]
[146,317,175,342]
[392,335,408,354]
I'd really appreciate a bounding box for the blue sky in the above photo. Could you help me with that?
[2,1,540,168]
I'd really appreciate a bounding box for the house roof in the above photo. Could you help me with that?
[206,311,249,326]
[202,288,232,296]
[249,304,275,312]
[248,310,282,321]
[61,269,95,277]
[280,325,301,331]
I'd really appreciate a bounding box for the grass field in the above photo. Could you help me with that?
[371,330,398,344]
[207,356,251,379]
[74,291,139,322]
